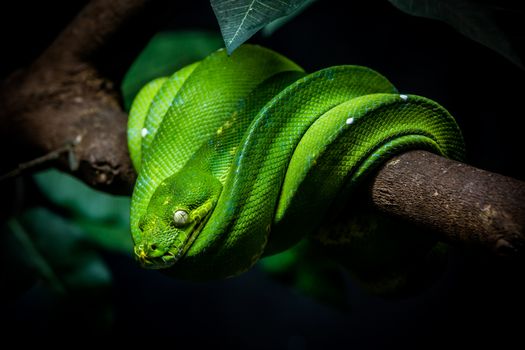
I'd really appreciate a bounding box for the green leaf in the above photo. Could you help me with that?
[121,31,223,110]
[2,208,111,295]
[388,0,524,69]
[210,0,311,54]
[262,0,316,36]
[1,208,114,330]
[33,169,133,253]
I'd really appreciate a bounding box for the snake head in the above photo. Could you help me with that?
[134,168,222,269]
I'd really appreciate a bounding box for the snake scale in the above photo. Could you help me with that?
[128,45,464,280]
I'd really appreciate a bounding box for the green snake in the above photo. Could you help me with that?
[128,45,464,279]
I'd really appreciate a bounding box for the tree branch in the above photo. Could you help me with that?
[0,0,523,256]
[371,151,525,256]
[0,0,155,194]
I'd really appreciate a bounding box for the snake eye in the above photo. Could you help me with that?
[173,210,189,227]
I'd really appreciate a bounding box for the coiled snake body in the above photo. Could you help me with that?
[128,45,464,279]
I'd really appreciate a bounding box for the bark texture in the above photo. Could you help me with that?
[371,151,525,256]
[0,0,154,193]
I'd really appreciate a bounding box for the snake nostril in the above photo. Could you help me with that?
[150,244,157,251]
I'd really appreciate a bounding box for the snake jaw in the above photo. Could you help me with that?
[134,244,154,267]
[134,211,212,270]
[136,249,177,270]
[133,241,178,269]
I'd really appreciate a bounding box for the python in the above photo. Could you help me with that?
[127,45,464,280]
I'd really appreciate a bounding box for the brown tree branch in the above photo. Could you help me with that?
[0,0,155,194]
[371,151,525,256]
[0,0,523,256]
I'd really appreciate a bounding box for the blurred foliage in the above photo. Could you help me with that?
[34,169,133,253]
[2,208,111,294]
[1,169,128,303]
[1,208,113,330]
[2,168,128,328]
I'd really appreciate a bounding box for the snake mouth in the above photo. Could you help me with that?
[137,250,178,270]
[134,245,178,269]
[134,213,211,270]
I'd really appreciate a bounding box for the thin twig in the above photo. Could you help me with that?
[0,139,78,182]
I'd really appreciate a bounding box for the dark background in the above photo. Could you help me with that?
[1,0,524,347]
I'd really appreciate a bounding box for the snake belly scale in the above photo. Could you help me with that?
[128,45,464,279]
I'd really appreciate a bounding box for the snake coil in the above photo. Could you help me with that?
[128,45,464,280]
